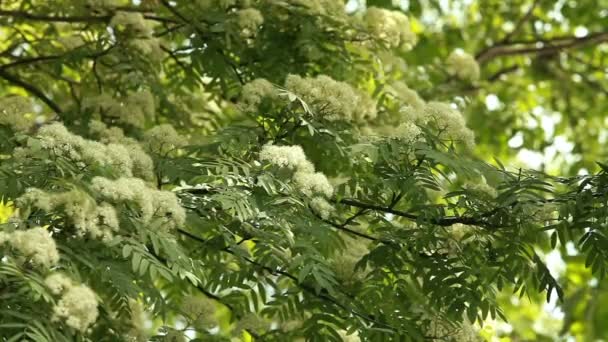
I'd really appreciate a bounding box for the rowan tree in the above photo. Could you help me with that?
[0,0,607,341]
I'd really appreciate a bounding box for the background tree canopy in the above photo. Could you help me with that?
[0,0,607,341]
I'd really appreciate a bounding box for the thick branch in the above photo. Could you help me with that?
[176,228,403,333]
[336,198,492,227]
[0,69,62,114]
[476,31,608,64]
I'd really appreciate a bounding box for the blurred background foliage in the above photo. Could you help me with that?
[367,0,607,340]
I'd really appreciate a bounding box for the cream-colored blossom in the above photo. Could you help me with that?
[232,313,268,336]
[310,196,334,219]
[234,8,264,38]
[53,284,99,332]
[143,124,188,155]
[446,50,480,82]
[284,74,376,121]
[180,295,217,329]
[388,82,425,110]
[363,7,416,49]
[423,102,475,149]
[19,188,120,241]
[10,227,59,268]
[333,235,369,284]
[89,121,155,181]
[240,78,279,113]
[259,144,314,172]
[35,122,138,176]
[338,330,361,342]
[388,122,422,144]
[91,177,186,230]
[45,273,74,295]
[84,91,156,128]
[0,96,34,132]
[293,171,333,198]
[464,178,497,199]
[110,12,153,37]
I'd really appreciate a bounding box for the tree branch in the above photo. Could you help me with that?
[0,69,62,114]
[176,228,404,334]
[476,31,608,64]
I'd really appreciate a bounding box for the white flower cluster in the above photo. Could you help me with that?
[180,295,217,329]
[240,78,278,113]
[45,273,99,333]
[388,122,423,144]
[0,96,33,132]
[143,124,188,155]
[110,12,153,37]
[332,235,369,283]
[110,12,163,61]
[0,227,59,268]
[259,144,333,198]
[233,8,264,38]
[285,74,377,121]
[290,0,346,16]
[338,330,361,342]
[363,7,416,50]
[24,122,155,180]
[422,102,476,150]
[464,178,498,199]
[91,177,186,230]
[446,50,480,82]
[259,144,313,171]
[18,188,120,241]
[388,81,425,111]
[89,121,155,181]
[310,196,334,219]
[83,90,155,129]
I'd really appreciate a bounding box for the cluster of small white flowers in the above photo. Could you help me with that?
[259,144,313,171]
[110,12,164,62]
[450,223,476,241]
[446,50,480,82]
[388,81,425,110]
[259,144,333,197]
[363,7,416,50]
[293,171,334,198]
[288,0,345,15]
[332,235,369,283]
[388,122,423,144]
[180,295,217,329]
[0,96,33,132]
[52,282,99,333]
[45,273,73,295]
[19,188,120,241]
[310,196,334,219]
[34,122,137,176]
[464,178,498,199]
[232,313,268,336]
[91,177,186,230]
[89,121,155,181]
[338,330,361,342]
[3,227,59,268]
[285,74,377,121]
[240,78,278,113]
[233,8,264,38]
[83,90,156,128]
[423,102,475,150]
[126,298,147,341]
[110,12,153,37]
[143,124,188,155]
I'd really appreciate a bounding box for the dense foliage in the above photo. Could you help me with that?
[0,0,607,341]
